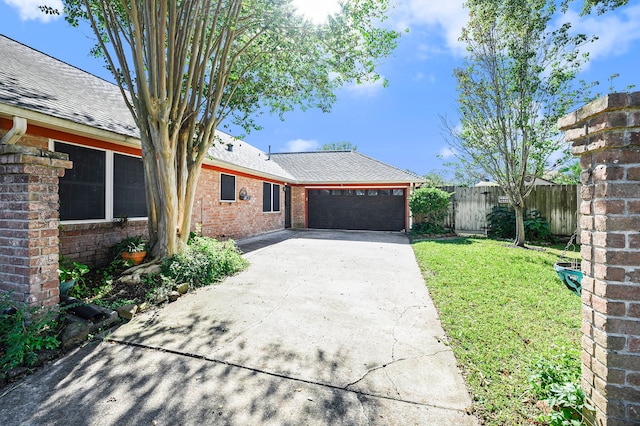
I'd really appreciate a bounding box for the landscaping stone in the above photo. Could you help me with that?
[117,304,138,320]
[175,283,189,294]
[169,291,180,302]
[60,317,90,351]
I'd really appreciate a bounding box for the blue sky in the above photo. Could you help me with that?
[2,0,640,177]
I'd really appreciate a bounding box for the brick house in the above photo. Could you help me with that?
[0,35,422,306]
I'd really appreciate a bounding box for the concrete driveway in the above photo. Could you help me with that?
[0,230,477,425]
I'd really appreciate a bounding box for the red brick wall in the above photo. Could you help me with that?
[194,168,284,239]
[0,145,71,306]
[559,92,640,426]
[59,220,148,266]
[291,186,306,228]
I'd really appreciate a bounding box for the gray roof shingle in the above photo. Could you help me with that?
[0,35,139,138]
[269,151,423,183]
[1,35,422,185]
[207,133,295,181]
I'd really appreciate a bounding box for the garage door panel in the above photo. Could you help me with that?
[308,189,405,231]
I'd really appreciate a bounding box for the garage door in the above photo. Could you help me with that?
[308,189,406,231]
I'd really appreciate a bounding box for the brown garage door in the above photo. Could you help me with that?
[308,189,406,231]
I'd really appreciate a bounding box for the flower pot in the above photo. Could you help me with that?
[59,279,75,296]
[121,251,147,265]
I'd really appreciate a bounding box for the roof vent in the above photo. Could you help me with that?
[226,143,233,152]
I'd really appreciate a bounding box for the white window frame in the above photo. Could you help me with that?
[263,182,281,213]
[50,140,147,224]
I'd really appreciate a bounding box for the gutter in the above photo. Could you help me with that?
[0,103,140,147]
[0,116,27,145]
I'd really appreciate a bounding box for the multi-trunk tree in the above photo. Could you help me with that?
[446,0,592,246]
[49,0,397,258]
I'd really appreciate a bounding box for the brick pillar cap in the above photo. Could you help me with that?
[558,91,640,131]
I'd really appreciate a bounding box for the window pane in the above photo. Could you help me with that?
[221,174,235,201]
[368,190,378,196]
[273,184,280,212]
[114,154,147,218]
[263,182,271,212]
[56,142,105,220]
[379,189,391,196]
[393,189,405,196]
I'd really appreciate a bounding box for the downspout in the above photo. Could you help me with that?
[0,116,27,145]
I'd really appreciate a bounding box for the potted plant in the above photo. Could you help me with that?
[58,259,90,296]
[115,235,148,265]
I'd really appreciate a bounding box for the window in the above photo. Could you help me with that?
[57,143,106,221]
[393,189,405,196]
[220,173,236,201]
[55,142,147,222]
[263,182,281,212]
[368,190,378,196]
[114,154,147,218]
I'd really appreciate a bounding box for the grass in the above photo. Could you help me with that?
[412,237,582,425]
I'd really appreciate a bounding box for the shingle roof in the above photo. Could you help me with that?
[269,151,423,183]
[0,35,139,138]
[207,133,295,181]
[0,34,422,185]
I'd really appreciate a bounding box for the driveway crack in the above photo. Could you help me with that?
[343,348,453,391]
[392,304,425,361]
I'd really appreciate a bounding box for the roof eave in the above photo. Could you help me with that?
[204,157,296,184]
[0,103,140,148]
[296,179,424,186]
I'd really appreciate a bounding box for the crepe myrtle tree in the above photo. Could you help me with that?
[444,0,593,247]
[44,0,398,258]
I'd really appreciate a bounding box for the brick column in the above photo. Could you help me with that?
[0,144,72,307]
[559,92,640,426]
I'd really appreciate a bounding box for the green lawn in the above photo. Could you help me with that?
[412,237,582,425]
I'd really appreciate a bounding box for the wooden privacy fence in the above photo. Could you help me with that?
[417,185,579,236]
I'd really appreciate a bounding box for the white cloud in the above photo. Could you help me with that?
[285,139,318,152]
[414,72,436,83]
[392,0,468,56]
[438,147,456,159]
[344,77,385,98]
[565,4,640,63]
[291,0,341,24]
[3,0,62,22]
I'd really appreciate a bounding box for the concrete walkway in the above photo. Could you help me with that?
[0,230,477,425]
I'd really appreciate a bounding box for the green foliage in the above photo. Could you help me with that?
[529,353,590,425]
[446,0,595,244]
[58,258,90,284]
[0,295,61,376]
[112,235,148,256]
[320,141,357,151]
[412,238,581,424]
[552,161,581,185]
[487,206,552,241]
[161,236,248,288]
[410,222,446,235]
[409,187,452,232]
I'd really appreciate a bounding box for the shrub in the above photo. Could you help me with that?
[0,295,61,376]
[409,186,452,233]
[528,353,590,425]
[486,206,552,242]
[161,236,248,288]
[410,222,445,235]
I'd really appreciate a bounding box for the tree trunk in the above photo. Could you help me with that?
[513,205,526,247]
